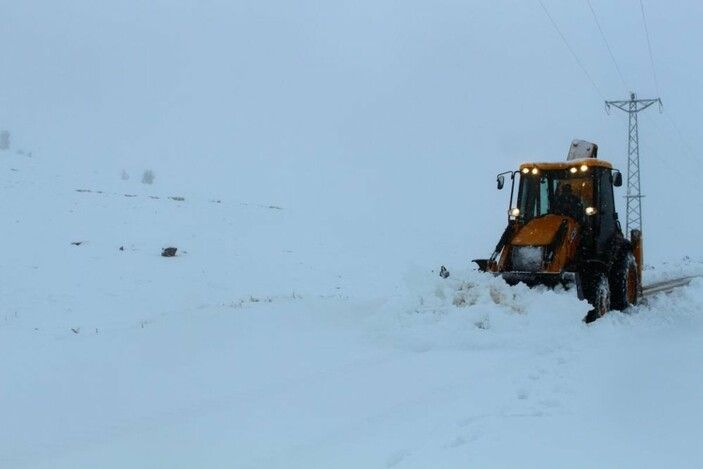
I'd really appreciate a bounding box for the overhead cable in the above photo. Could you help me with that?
[639,0,660,95]
[584,0,628,91]
[537,0,605,100]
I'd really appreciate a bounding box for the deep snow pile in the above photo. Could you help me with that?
[1,153,703,468]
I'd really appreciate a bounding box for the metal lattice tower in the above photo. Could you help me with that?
[605,92,662,236]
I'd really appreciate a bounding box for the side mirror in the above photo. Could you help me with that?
[497,174,505,190]
[613,171,623,187]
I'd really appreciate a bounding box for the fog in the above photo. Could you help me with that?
[1,0,701,265]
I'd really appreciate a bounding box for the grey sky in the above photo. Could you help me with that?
[1,0,700,263]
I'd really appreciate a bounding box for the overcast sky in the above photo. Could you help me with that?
[1,0,700,263]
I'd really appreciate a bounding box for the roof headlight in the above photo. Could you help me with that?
[585,206,597,216]
[522,167,530,174]
[580,164,588,172]
[531,168,539,175]
[569,167,578,174]
[510,207,521,217]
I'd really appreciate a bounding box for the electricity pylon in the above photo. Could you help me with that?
[605,92,662,236]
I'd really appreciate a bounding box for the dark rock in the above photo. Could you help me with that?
[439,265,450,279]
[161,247,178,257]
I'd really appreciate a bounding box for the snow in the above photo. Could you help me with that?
[2,151,703,469]
[510,245,544,272]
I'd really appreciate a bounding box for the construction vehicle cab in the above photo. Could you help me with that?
[474,140,641,322]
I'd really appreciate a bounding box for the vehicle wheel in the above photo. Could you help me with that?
[610,251,638,311]
[584,273,610,323]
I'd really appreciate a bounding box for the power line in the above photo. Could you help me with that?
[637,117,702,199]
[639,0,660,95]
[536,0,605,100]
[584,0,628,91]
[662,112,701,164]
[636,3,700,166]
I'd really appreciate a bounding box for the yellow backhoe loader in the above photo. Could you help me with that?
[473,140,641,322]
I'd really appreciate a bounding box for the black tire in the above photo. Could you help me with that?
[610,251,638,311]
[584,273,611,323]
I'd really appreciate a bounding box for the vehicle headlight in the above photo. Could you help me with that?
[531,168,539,175]
[521,167,530,174]
[585,206,597,215]
[580,164,588,172]
[510,207,521,217]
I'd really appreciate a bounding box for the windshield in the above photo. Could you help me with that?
[517,170,594,222]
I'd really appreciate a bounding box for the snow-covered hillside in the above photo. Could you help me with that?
[2,152,703,468]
